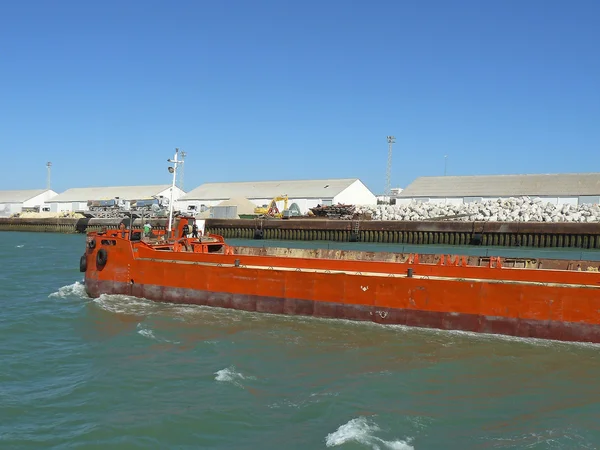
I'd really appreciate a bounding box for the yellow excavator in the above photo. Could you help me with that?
[254,195,289,218]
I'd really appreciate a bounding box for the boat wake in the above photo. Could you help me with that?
[325,416,414,450]
[214,366,256,387]
[48,281,88,299]
[93,294,160,316]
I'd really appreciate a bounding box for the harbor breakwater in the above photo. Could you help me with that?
[2,216,600,249]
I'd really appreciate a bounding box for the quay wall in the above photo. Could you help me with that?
[0,217,167,234]
[206,219,600,249]
[2,217,599,250]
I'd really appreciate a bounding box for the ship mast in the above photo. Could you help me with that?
[167,148,182,239]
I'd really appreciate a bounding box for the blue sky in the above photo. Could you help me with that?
[1,0,599,194]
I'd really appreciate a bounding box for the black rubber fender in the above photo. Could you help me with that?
[88,239,96,250]
[96,248,108,267]
[75,217,91,234]
[79,254,87,272]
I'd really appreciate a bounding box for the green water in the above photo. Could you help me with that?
[1,231,600,449]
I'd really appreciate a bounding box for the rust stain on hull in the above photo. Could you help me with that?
[85,280,600,344]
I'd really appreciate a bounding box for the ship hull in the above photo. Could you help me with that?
[81,221,600,345]
[85,277,600,344]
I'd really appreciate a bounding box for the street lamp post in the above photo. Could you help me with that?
[167,148,183,239]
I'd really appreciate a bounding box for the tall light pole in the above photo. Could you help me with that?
[167,148,183,238]
[179,150,187,191]
[46,162,52,190]
[385,136,395,199]
[444,155,448,176]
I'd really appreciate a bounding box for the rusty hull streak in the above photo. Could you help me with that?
[232,245,600,272]
[85,279,600,344]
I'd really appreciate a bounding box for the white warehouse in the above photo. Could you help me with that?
[48,184,185,213]
[0,189,58,217]
[397,173,600,206]
[178,178,377,214]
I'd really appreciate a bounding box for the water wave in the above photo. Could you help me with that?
[48,281,87,299]
[136,323,180,344]
[214,366,255,387]
[483,428,598,449]
[382,322,600,350]
[269,391,339,409]
[138,327,157,340]
[325,416,414,450]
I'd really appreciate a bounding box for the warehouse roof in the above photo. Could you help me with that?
[399,173,600,198]
[0,189,54,203]
[181,178,359,200]
[51,185,174,202]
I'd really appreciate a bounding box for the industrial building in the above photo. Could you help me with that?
[48,184,185,213]
[0,189,58,217]
[397,173,600,206]
[178,178,377,214]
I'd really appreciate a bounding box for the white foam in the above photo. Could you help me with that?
[138,327,157,340]
[325,416,414,450]
[136,323,157,340]
[214,366,255,387]
[48,281,88,299]
[15,244,24,248]
[377,321,600,350]
[215,366,245,382]
[136,323,180,344]
[93,294,159,315]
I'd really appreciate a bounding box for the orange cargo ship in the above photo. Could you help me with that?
[80,214,600,344]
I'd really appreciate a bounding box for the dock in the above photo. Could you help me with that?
[1,217,600,249]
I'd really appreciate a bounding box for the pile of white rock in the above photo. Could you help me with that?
[355,197,600,223]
